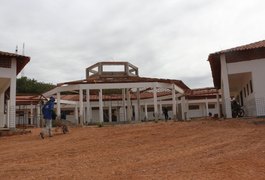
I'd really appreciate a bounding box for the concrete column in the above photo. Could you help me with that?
[0,93,5,127]
[205,98,209,117]
[136,88,141,121]
[56,92,61,119]
[181,96,186,120]
[7,100,10,127]
[108,103,112,122]
[133,105,137,121]
[86,89,91,123]
[145,103,148,120]
[186,99,189,120]
[74,105,78,125]
[24,108,28,126]
[159,103,163,119]
[99,89,103,123]
[30,103,33,124]
[216,93,220,117]
[36,103,41,128]
[122,88,126,121]
[220,54,232,118]
[126,89,132,121]
[153,83,158,120]
[172,85,177,119]
[79,88,84,126]
[176,96,179,120]
[9,59,17,129]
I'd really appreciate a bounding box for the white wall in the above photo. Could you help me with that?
[227,58,265,116]
[0,58,17,128]
[187,102,219,118]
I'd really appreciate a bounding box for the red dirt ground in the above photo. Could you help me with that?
[0,119,265,180]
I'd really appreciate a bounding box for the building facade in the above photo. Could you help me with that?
[209,40,265,117]
[0,51,30,128]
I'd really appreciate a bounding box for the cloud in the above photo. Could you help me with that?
[1,0,265,88]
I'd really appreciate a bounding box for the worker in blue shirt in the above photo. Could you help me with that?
[40,96,55,139]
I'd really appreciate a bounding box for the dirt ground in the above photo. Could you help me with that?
[1,119,265,180]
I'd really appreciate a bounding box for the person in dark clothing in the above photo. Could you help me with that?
[40,96,55,139]
[61,111,66,120]
[163,107,169,120]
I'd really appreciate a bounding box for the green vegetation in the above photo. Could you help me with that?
[17,76,55,95]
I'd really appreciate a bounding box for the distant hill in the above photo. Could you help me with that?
[17,76,55,95]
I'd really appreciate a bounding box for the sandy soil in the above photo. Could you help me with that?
[0,119,265,180]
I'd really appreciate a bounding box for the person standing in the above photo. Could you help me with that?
[40,96,55,139]
[163,107,169,121]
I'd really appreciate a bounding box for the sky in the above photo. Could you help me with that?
[1,0,265,88]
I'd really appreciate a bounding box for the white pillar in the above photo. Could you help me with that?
[122,88,126,121]
[74,105,78,125]
[9,59,17,129]
[86,89,91,123]
[176,95,179,120]
[36,103,41,128]
[133,105,137,121]
[56,92,61,119]
[24,108,28,126]
[153,83,158,120]
[79,88,84,125]
[216,93,220,117]
[220,54,232,118]
[99,89,103,123]
[7,100,10,127]
[159,103,163,119]
[181,96,186,120]
[0,93,5,127]
[126,89,132,121]
[30,103,33,125]
[108,103,112,122]
[136,88,141,121]
[186,99,189,120]
[145,103,148,120]
[205,98,209,117]
[172,85,177,119]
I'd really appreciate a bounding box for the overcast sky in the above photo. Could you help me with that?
[1,0,265,88]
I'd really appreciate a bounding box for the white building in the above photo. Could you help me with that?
[43,62,187,125]
[41,61,221,126]
[0,51,30,128]
[208,40,265,118]
[185,87,221,119]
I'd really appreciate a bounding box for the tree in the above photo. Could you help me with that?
[17,76,55,94]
